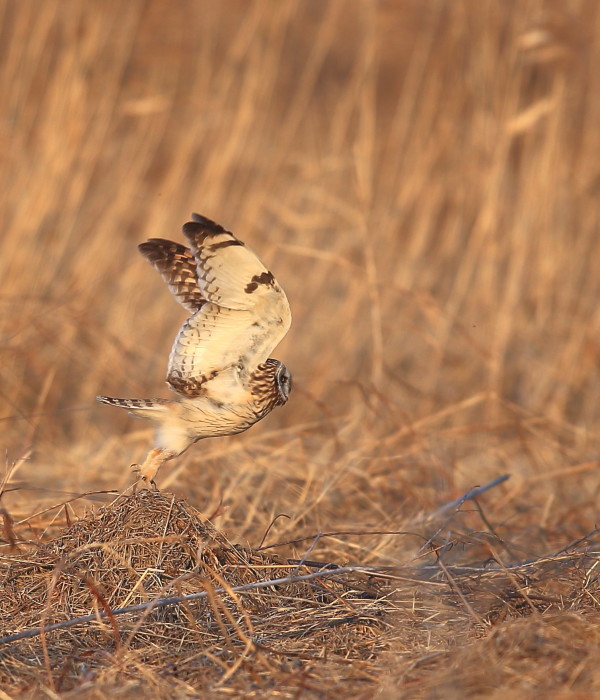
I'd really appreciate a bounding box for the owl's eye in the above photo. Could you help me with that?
[275,367,291,400]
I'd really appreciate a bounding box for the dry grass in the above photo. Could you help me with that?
[1,0,600,696]
[0,490,390,696]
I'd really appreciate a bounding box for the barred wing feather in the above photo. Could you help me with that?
[138,238,204,313]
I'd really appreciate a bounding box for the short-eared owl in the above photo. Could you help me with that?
[97,214,291,484]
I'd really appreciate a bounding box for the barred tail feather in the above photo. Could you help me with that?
[96,395,171,422]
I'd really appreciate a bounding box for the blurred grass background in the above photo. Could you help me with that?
[2,0,600,695]
[1,0,600,584]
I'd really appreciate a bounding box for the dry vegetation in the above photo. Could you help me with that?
[1,0,600,697]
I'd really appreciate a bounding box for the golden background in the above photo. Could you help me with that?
[1,1,600,693]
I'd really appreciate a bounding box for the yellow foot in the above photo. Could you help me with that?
[133,448,170,489]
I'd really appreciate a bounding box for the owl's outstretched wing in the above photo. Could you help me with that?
[138,238,205,313]
[165,215,291,398]
[184,214,288,316]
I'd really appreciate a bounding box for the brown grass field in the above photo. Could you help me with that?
[1,0,600,697]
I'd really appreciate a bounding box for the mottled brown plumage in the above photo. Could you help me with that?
[137,238,204,312]
[97,214,291,484]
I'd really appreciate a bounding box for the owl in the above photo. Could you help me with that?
[97,214,291,484]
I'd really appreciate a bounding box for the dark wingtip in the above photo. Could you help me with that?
[141,238,177,246]
[138,238,187,260]
[191,213,220,226]
[138,239,164,261]
[184,214,226,237]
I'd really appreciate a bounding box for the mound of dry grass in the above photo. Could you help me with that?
[0,490,391,696]
[1,487,600,697]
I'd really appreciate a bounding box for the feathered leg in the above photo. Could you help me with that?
[132,447,176,486]
[97,395,178,487]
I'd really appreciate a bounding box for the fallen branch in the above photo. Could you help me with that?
[0,565,389,646]
[422,473,510,521]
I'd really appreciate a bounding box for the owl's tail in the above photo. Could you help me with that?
[96,395,171,422]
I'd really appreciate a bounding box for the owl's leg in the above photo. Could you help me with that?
[132,448,173,487]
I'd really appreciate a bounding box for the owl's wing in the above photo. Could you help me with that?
[138,238,205,313]
[166,215,291,398]
[167,304,258,398]
[184,214,290,317]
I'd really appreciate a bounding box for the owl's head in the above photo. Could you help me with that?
[254,358,292,409]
